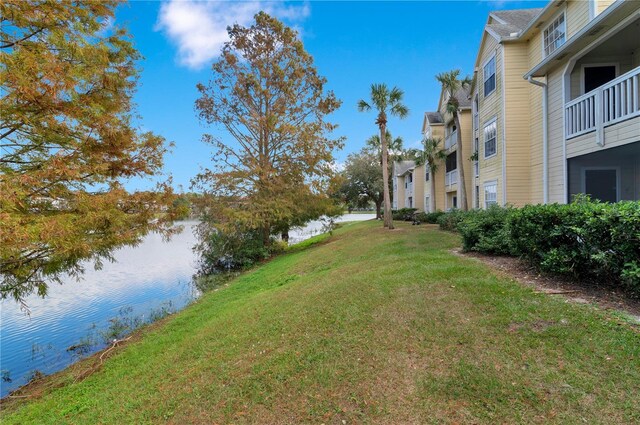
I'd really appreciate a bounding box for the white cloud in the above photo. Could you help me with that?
[156,0,311,70]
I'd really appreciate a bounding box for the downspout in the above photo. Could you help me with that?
[527,76,548,204]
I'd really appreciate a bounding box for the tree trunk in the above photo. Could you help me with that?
[281,228,289,243]
[261,225,271,246]
[380,122,394,229]
[375,200,382,220]
[454,113,468,211]
[430,171,437,212]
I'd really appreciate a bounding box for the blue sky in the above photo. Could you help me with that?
[116,1,547,191]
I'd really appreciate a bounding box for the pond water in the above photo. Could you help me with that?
[0,214,375,397]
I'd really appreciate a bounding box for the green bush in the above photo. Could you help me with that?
[437,209,469,232]
[442,199,640,295]
[509,200,640,293]
[457,206,514,255]
[198,228,274,274]
[416,210,444,224]
[392,208,418,221]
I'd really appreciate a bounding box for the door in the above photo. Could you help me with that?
[584,169,618,202]
[583,65,616,93]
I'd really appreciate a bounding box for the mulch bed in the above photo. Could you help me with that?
[452,248,640,322]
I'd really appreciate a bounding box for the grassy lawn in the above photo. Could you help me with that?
[2,221,639,424]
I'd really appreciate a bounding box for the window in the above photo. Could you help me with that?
[475,185,480,209]
[425,196,430,212]
[484,119,497,158]
[543,13,566,57]
[408,173,413,183]
[445,152,457,172]
[483,56,496,97]
[408,197,413,208]
[425,166,430,182]
[484,182,497,208]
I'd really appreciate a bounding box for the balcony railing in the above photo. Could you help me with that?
[444,130,458,150]
[565,66,640,144]
[445,169,457,186]
[405,181,413,194]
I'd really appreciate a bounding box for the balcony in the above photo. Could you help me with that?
[445,169,457,186]
[444,130,458,150]
[405,181,413,194]
[565,66,640,144]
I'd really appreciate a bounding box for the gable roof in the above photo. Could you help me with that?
[486,8,542,41]
[394,160,416,177]
[426,112,443,124]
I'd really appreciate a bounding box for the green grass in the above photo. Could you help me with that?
[3,221,639,424]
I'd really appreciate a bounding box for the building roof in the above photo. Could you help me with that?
[454,86,472,108]
[394,160,416,176]
[487,8,542,40]
[426,112,443,124]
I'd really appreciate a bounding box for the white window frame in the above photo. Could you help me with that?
[542,10,566,58]
[483,118,497,159]
[580,63,619,95]
[482,55,496,98]
[424,195,430,212]
[484,181,498,209]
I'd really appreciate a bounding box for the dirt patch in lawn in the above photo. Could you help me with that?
[452,249,640,323]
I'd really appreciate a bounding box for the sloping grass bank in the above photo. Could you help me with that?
[2,221,639,424]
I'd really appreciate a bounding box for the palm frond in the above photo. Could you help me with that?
[391,103,409,119]
[389,86,404,104]
[370,83,389,111]
[357,99,371,112]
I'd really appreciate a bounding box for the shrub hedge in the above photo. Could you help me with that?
[392,208,417,221]
[436,200,640,295]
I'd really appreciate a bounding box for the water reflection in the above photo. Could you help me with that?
[0,214,375,397]
[0,221,200,397]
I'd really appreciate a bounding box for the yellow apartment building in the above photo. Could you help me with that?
[472,0,639,207]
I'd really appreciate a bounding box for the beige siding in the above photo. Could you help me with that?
[503,43,533,206]
[527,30,545,205]
[597,0,616,15]
[569,56,634,100]
[413,165,426,211]
[422,124,447,211]
[395,175,406,209]
[546,68,568,203]
[476,33,505,206]
[566,1,590,39]
[566,117,640,158]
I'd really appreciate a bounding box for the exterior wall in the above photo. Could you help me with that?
[596,0,616,15]
[395,174,406,209]
[421,123,447,212]
[503,43,532,207]
[429,124,447,211]
[413,165,426,211]
[476,34,505,207]
[567,117,640,158]
[569,56,635,101]
[458,110,474,208]
[568,142,640,201]
[546,67,568,203]
[566,0,590,38]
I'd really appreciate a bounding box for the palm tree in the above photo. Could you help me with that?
[414,138,446,212]
[358,84,409,229]
[436,70,472,210]
[365,131,404,164]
